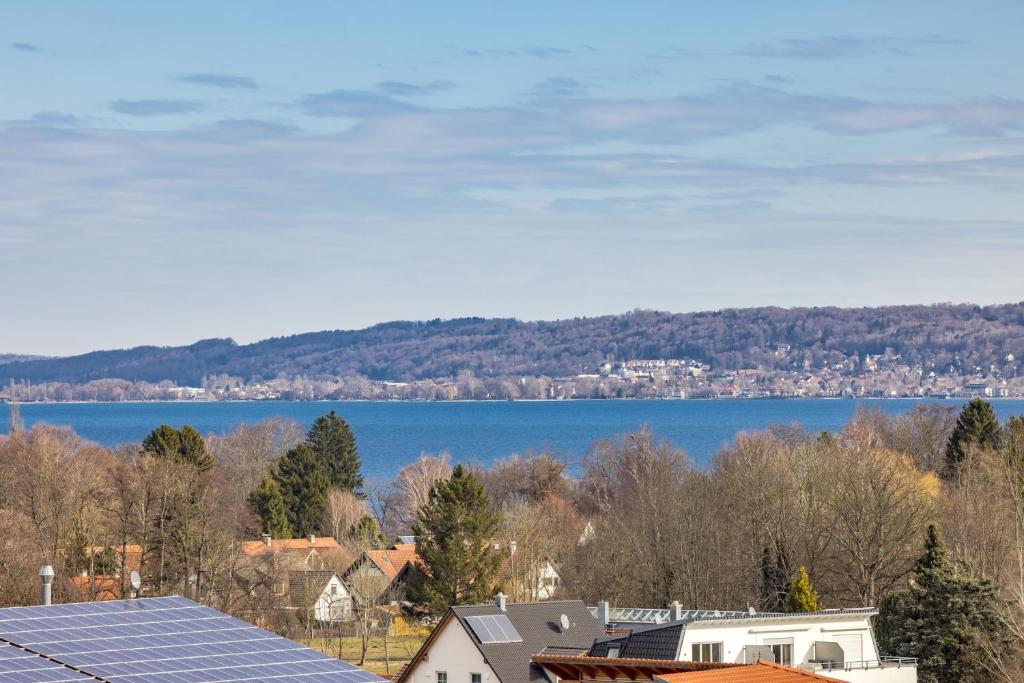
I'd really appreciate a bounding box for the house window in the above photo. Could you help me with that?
[607,646,620,658]
[437,672,447,683]
[330,585,338,595]
[765,640,793,666]
[471,674,482,683]
[691,642,723,663]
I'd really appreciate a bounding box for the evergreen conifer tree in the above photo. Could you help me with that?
[142,424,214,473]
[273,444,329,536]
[944,398,1001,475]
[349,515,385,549]
[306,411,363,493]
[876,525,1010,683]
[409,464,502,613]
[785,565,821,613]
[248,476,292,539]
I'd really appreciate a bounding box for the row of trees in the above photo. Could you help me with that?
[3,401,1024,681]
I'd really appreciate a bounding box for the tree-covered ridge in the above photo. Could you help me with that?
[3,302,1024,385]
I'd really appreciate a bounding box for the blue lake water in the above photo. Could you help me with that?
[5,399,1024,480]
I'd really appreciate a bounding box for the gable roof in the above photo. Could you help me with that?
[362,543,421,580]
[455,601,598,683]
[654,662,846,682]
[398,600,598,683]
[239,536,342,557]
[288,570,341,609]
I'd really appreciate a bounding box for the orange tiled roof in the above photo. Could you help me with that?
[366,543,421,580]
[655,662,847,682]
[239,536,342,557]
[69,575,122,601]
[86,545,144,573]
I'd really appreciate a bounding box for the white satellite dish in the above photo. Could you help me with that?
[129,570,142,596]
[559,614,570,632]
[747,606,756,616]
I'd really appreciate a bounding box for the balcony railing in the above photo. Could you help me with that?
[808,657,918,672]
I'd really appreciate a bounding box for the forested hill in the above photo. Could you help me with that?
[3,303,1024,386]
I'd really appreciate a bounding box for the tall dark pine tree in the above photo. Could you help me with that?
[248,476,292,539]
[944,398,1001,476]
[273,444,330,536]
[876,525,1010,683]
[142,424,214,473]
[409,465,502,613]
[305,411,363,493]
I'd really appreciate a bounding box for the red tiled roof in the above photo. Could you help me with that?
[69,575,122,601]
[655,662,847,682]
[239,536,342,557]
[86,544,143,573]
[365,543,421,580]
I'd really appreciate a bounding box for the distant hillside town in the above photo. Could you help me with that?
[2,350,1021,402]
[2,303,1023,401]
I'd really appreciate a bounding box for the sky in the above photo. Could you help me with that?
[2,1,1023,356]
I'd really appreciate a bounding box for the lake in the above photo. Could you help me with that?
[5,399,1024,480]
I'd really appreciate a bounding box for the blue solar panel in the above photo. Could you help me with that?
[0,640,95,681]
[0,596,384,682]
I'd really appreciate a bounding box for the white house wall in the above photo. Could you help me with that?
[314,576,353,623]
[406,620,497,683]
[677,617,916,683]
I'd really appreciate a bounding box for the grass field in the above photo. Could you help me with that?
[307,632,429,676]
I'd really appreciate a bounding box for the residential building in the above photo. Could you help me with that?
[397,597,599,683]
[591,603,916,683]
[237,533,349,596]
[343,541,423,606]
[288,570,354,623]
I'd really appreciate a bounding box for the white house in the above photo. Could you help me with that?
[591,602,916,683]
[289,571,353,623]
[396,597,599,683]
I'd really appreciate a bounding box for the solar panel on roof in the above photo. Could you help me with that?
[0,596,384,683]
[465,614,522,644]
[0,640,96,682]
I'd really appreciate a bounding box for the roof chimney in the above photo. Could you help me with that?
[39,565,54,606]
[508,540,517,556]
[495,592,507,611]
[261,533,272,547]
[308,534,316,544]
[597,600,609,628]
[671,600,683,621]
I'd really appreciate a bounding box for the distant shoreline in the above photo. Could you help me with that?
[3,395,1004,406]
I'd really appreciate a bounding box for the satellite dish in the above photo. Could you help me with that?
[748,606,756,616]
[129,571,142,598]
[559,614,570,632]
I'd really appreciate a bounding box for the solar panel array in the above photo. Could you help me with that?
[0,596,385,683]
[465,615,522,644]
[0,641,96,682]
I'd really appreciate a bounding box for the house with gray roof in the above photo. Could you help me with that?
[396,596,598,683]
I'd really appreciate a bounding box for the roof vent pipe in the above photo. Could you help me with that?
[597,600,609,628]
[495,592,507,611]
[39,565,55,606]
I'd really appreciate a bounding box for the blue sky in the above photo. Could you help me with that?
[2,1,1023,355]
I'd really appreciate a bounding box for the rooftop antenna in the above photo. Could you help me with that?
[559,614,570,632]
[129,571,142,599]
[39,565,55,606]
